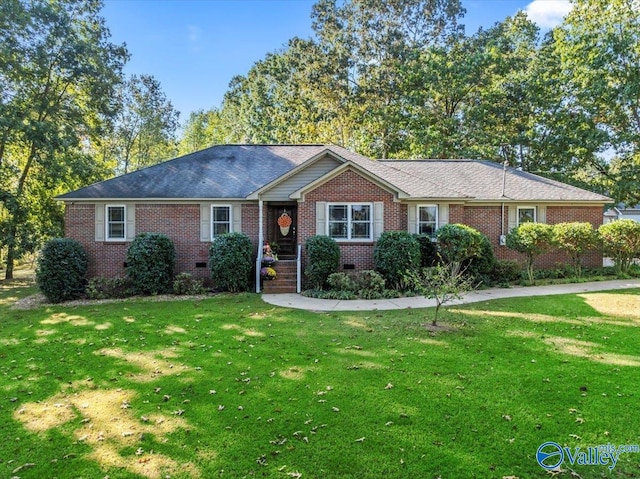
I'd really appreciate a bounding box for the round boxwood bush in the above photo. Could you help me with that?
[599,219,640,274]
[374,231,420,290]
[209,232,254,292]
[465,232,497,285]
[305,235,340,289]
[36,238,88,303]
[126,233,176,295]
[415,234,439,267]
[436,224,485,264]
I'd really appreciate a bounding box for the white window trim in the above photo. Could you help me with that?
[517,206,536,225]
[211,204,232,240]
[327,202,373,242]
[105,204,126,241]
[417,204,439,240]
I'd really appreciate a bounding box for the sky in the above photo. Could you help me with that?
[101,0,573,121]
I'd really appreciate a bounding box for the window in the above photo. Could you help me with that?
[106,205,126,240]
[417,205,438,238]
[517,206,536,225]
[211,205,232,239]
[328,203,372,241]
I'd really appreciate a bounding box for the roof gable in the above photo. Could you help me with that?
[290,161,410,200]
[247,149,345,200]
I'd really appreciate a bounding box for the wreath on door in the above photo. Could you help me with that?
[277,212,292,236]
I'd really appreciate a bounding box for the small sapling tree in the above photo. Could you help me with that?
[411,262,475,326]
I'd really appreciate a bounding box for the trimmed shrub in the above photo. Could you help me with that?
[126,233,176,295]
[436,224,484,264]
[354,270,386,292]
[490,259,522,285]
[209,232,254,292]
[553,222,600,277]
[506,223,554,283]
[86,276,131,299]
[36,238,88,303]
[173,272,207,295]
[327,272,357,292]
[415,234,439,267]
[465,233,497,285]
[374,231,421,290]
[598,219,640,274]
[305,235,340,289]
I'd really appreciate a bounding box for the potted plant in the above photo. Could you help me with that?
[260,266,277,280]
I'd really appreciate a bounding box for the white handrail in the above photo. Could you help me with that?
[256,244,263,293]
[296,244,302,293]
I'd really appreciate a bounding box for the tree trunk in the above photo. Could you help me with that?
[4,224,16,280]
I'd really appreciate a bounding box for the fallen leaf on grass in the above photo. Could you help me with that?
[12,463,35,474]
[355,437,365,442]
[502,415,512,421]
[385,383,394,390]
[575,417,584,424]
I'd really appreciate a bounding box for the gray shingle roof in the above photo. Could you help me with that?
[57,145,331,199]
[379,159,612,202]
[58,145,611,203]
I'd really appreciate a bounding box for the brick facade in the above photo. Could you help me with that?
[298,169,406,271]
[461,204,603,269]
[64,170,604,283]
[66,204,213,279]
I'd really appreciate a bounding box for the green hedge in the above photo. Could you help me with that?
[36,238,88,303]
[126,233,176,295]
[209,232,254,292]
[304,235,340,289]
[374,231,420,290]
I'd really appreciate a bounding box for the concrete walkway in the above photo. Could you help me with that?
[262,279,640,311]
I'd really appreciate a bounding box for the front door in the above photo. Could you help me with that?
[270,204,297,258]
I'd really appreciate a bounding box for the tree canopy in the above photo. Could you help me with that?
[3,0,639,277]
[0,0,128,278]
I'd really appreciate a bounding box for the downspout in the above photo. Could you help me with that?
[500,160,507,245]
[256,198,264,293]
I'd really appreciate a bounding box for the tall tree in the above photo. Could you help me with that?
[0,0,128,279]
[311,0,465,158]
[101,74,180,174]
[178,108,225,155]
[215,0,465,156]
[545,0,640,204]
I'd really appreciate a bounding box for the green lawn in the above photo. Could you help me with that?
[1,279,639,478]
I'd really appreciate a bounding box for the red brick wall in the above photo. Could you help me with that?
[461,204,604,269]
[299,169,405,271]
[135,204,210,278]
[543,206,604,268]
[64,204,130,279]
[65,203,262,280]
[242,203,260,247]
[66,198,604,283]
